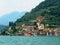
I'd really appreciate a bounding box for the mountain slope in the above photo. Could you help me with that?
[16,0,60,27]
[0,11,26,25]
[0,25,7,32]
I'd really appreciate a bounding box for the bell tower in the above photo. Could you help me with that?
[36,16,44,30]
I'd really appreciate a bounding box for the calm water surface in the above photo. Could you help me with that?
[0,36,60,45]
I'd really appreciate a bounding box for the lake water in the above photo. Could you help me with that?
[0,36,60,45]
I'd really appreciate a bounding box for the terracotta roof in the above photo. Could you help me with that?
[33,30,39,33]
[22,26,36,29]
[37,16,43,20]
[31,16,43,22]
[36,16,43,22]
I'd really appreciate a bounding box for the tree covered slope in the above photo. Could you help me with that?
[15,0,60,27]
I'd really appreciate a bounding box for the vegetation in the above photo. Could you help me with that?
[0,0,60,35]
[15,0,60,28]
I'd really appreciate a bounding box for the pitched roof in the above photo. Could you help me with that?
[37,16,43,20]
[22,26,36,29]
[36,16,43,22]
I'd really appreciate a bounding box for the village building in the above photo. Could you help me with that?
[7,16,60,36]
[22,26,35,31]
[15,31,24,36]
[24,32,32,36]
[32,30,39,36]
[38,24,45,30]
[53,28,60,36]
[21,26,36,36]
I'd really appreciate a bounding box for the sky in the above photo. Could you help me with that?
[0,0,44,17]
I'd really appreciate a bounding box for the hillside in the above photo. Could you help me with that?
[0,11,26,25]
[15,0,60,27]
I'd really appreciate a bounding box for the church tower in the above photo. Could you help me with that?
[36,16,44,30]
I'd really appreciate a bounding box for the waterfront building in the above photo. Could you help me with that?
[22,26,35,32]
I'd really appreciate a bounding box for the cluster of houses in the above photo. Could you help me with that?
[8,16,60,36]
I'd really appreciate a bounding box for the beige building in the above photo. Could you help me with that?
[38,24,45,30]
